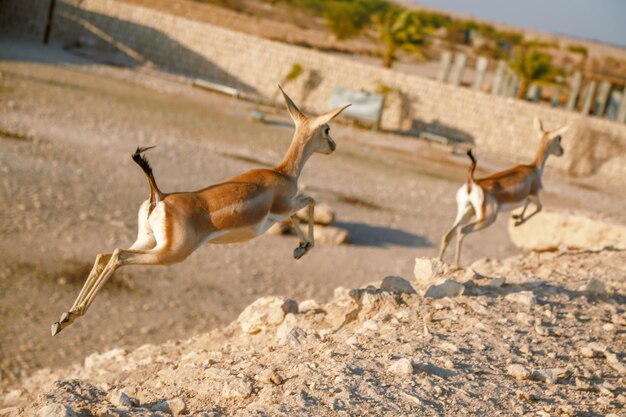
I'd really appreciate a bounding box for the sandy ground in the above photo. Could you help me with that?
[0,36,624,391]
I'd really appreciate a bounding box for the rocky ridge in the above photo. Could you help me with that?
[2,249,625,416]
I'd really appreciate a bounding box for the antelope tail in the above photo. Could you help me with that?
[132,146,164,207]
[466,149,477,193]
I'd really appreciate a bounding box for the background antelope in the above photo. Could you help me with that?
[439,117,568,266]
[51,87,350,335]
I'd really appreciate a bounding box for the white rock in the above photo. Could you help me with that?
[296,203,335,225]
[380,276,416,294]
[414,257,445,288]
[584,278,608,295]
[487,277,506,287]
[507,364,531,380]
[580,342,606,358]
[276,313,297,343]
[424,279,465,299]
[256,368,283,385]
[237,297,292,334]
[314,225,349,245]
[3,389,23,405]
[166,398,186,416]
[508,209,626,251]
[110,390,132,407]
[605,352,626,375]
[222,379,253,399]
[505,291,536,307]
[37,404,76,417]
[298,299,320,313]
[360,319,379,332]
[440,341,459,353]
[531,368,570,384]
[388,358,414,376]
[284,327,308,346]
[151,398,186,415]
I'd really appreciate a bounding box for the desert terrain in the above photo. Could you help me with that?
[0,36,625,415]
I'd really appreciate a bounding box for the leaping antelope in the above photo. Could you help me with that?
[51,87,350,335]
[438,117,568,266]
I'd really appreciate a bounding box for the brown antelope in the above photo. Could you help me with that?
[51,87,350,335]
[438,117,568,266]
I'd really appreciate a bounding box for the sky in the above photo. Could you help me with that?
[414,0,626,48]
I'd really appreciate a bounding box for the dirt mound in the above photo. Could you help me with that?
[3,249,625,416]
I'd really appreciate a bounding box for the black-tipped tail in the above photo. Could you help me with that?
[466,149,477,193]
[132,146,164,206]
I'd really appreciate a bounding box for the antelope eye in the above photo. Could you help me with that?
[324,127,330,135]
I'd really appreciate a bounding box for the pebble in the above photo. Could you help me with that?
[531,368,570,384]
[167,398,186,416]
[486,277,506,287]
[424,279,465,299]
[380,276,416,294]
[388,358,414,376]
[507,364,531,380]
[298,299,320,313]
[36,404,76,417]
[237,297,289,334]
[604,352,626,375]
[256,368,283,385]
[3,389,23,406]
[505,291,536,307]
[360,319,379,332]
[584,278,608,295]
[580,342,606,358]
[110,390,132,407]
[440,341,458,353]
[222,379,253,399]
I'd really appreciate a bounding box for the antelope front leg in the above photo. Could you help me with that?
[511,200,530,221]
[514,195,542,226]
[290,195,315,260]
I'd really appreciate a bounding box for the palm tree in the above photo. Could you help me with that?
[510,44,558,99]
[374,9,428,68]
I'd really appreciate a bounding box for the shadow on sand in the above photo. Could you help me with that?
[335,221,431,248]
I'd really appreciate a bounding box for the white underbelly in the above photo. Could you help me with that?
[205,213,287,245]
[499,200,527,212]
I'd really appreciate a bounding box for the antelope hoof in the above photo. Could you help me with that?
[293,242,313,260]
[51,311,75,336]
[514,220,524,227]
[512,214,521,220]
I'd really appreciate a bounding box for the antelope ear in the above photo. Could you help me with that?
[553,125,569,137]
[278,85,305,125]
[314,104,351,126]
[533,117,544,133]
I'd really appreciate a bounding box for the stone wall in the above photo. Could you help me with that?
[2,0,626,183]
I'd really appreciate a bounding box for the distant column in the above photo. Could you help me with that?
[580,80,597,115]
[606,90,621,120]
[436,51,452,83]
[551,86,561,107]
[618,88,626,123]
[594,80,612,117]
[505,68,518,97]
[472,57,488,91]
[491,60,506,95]
[448,53,467,86]
[526,84,541,102]
[566,71,582,111]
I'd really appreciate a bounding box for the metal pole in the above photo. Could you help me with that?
[43,0,57,44]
